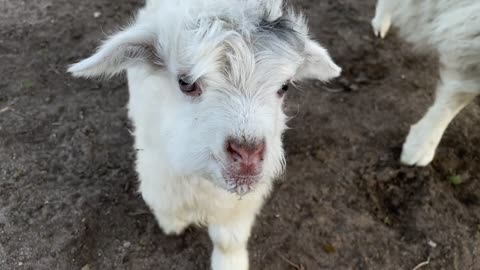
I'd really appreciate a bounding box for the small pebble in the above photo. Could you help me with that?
[323,243,336,254]
[428,240,437,248]
[338,77,350,87]
[349,84,359,91]
[355,73,369,84]
[313,81,323,88]
[93,11,102,18]
[123,241,131,248]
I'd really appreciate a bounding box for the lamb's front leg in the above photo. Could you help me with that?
[372,0,392,38]
[208,214,256,270]
[401,69,479,166]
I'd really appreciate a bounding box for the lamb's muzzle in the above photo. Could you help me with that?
[224,138,265,194]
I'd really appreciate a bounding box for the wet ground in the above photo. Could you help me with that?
[1,0,479,269]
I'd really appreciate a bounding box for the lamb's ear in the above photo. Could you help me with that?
[68,26,160,78]
[294,39,341,81]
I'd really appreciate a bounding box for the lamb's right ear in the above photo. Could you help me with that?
[68,26,160,78]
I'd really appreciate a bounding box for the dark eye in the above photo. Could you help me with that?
[178,77,202,97]
[277,82,289,97]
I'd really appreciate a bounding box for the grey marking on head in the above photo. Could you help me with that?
[257,15,305,52]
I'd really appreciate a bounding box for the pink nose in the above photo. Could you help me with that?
[226,139,265,174]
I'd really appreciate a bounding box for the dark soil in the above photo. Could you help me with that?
[1,0,479,269]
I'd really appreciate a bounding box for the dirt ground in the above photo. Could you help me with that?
[1,0,480,269]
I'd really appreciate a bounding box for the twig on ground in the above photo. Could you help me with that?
[127,210,150,216]
[412,257,431,270]
[0,106,10,113]
[324,87,344,93]
[278,253,305,270]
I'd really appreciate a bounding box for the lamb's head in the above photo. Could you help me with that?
[68,0,341,195]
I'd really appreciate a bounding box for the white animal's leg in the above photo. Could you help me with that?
[208,214,256,270]
[142,191,190,235]
[139,175,190,235]
[150,209,189,235]
[372,0,392,38]
[142,194,190,235]
[401,69,479,166]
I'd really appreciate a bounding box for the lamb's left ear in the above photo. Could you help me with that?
[294,39,341,81]
[68,26,160,78]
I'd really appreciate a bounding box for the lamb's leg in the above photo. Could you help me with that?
[151,209,189,235]
[140,182,190,235]
[401,69,478,166]
[372,0,392,38]
[208,214,255,270]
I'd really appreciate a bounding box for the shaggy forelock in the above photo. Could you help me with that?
[140,0,308,92]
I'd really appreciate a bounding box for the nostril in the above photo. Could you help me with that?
[227,142,243,162]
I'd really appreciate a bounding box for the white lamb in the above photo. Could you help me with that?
[372,0,480,166]
[68,0,341,269]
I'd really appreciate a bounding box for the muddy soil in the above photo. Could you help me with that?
[1,0,479,269]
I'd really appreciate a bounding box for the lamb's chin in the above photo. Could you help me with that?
[223,172,262,195]
[202,171,257,195]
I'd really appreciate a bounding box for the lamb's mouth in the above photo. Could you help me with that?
[222,172,262,196]
[210,154,263,195]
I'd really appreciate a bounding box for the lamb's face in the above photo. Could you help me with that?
[154,17,337,194]
[160,78,288,194]
[68,4,342,195]
[159,43,294,194]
